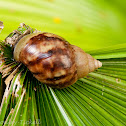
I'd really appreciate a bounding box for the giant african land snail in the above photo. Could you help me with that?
[13,32,102,88]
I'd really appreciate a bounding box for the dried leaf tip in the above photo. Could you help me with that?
[0,21,4,30]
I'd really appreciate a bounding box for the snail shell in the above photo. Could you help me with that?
[14,32,102,88]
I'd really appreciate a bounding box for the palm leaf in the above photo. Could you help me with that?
[0,0,126,126]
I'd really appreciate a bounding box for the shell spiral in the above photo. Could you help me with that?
[14,33,77,88]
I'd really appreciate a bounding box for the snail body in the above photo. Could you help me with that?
[14,32,102,88]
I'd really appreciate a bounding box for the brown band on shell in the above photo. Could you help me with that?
[19,33,77,88]
[44,70,77,88]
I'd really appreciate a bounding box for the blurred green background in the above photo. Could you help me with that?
[0,0,126,51]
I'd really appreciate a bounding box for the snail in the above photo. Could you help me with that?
[13,32,102,88]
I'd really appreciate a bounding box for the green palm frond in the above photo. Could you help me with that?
[0,35,126,126]
[0,0,126,126]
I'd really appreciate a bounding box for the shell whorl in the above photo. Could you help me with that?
[72,45,102,79]
[87,54,102,72]
[14,32,77,88]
